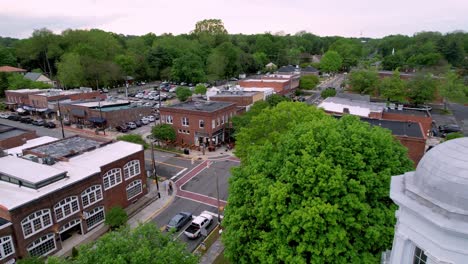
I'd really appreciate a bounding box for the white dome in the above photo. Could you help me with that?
[410,137,468,214]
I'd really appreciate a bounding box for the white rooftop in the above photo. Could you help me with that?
[0,156,67,184]
[318,97,386,117]
[7,136,58,156]
[72,100,129,108]
[241,79,289,83]
[0,140,143,210]
[7,89,42,93]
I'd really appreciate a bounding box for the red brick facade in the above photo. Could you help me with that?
[28,91,105,109]
[0,130,37,149]
[239,74,300,95]
[396,135,426,167]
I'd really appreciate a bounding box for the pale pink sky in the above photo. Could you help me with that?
[1,0,467,38]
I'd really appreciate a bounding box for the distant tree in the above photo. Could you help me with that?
[299,75,320,89]
[382,53,405,70]
[57,53,84,88]
[266,94,291,107]
[207,42,241,80]
[7,73,51,89]
[439,70,468,110]
[348,69,379,94]
[117,134,149,149]
[223,102,413,263]
[175,86,192,102]
[379,70,407,102]
[75,224,198,264]
[407,74,437,105]
[0,46,16,66]
[329,38,363,70]
[0,73,8,96]
[321,88,337,99]
[193,19,228,35]
[114,54,137,76]
[194,84,207,95]
[152,124,176,142]
[105,206,128,230]
[320,51,343,73]
[171,53,206,83]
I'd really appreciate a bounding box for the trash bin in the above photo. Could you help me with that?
[184,148,190,155]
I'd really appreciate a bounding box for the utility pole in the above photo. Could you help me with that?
[98,100,105,135]
[57,100,65,139]
[207,161,221,224]
[151,141,161,198]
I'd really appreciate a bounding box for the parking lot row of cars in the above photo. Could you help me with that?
[115,115,159,133]
[0,112,56,128]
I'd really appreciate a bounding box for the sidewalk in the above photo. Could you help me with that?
[200,238,225,264]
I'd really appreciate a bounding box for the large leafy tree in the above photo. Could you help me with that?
[348,69,379,94]
[438,70,468,109]
[56,53,84,88]
[105,206,128,230]
[223,102,413,263]
[152,124,177,142]
[329,38,363,70]
[320,51,342,73]
[0,46,16,66]
[407,73,437,105]
[379,69,407,102]
[299,75,319,89]
[171,53,206,83]
[175,86,193,102]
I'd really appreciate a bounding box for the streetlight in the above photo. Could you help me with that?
[56,100,65,139]
[207,161,221,224]
[150,113,161,199]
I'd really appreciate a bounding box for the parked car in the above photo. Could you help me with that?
[127,122,137,129]
[439,124,462,137]
[167,212,193,231]
[63,119,71,126]
[147,115,156,122]
[134,120,143,127]
[44,122,56,128]
[141,117,149,125]
[20,117,33,123]
[7,114,20,121]
[115,125,128,133]
[183,212,213,239]
[32,119,45,126]
[0,113,10,119]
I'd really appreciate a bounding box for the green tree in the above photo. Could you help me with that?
[379,70,407,102]
[445,132,464,141]
[320,51,343,73]
[152,124,176,142]
[348,69,379,94]
[382,53,405,70]
[407,74,437,105]
[329,38,363,70]
[321,88,337,98]
[105,206,128,230]
[0,72,9,97]
[194,84,207,95]
[114,54,137,76]
[75,223,198,264]
[175,86,193,102]
[0,46,16,66]
[207,42,241,80]
[231,100,270,138]
[439,71,468,110]
[117,134,149,149]
[299,75,319,89]
[266,94,291,107]
[7,73,51,89]
[193,19,228,35]
[171,53,206,83]
[56,53,84,88]
[223,102,413,263]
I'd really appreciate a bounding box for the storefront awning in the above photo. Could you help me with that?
[71,109,86,117]
[88,117,106,123]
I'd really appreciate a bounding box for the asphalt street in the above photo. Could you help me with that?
[0,118,76,138]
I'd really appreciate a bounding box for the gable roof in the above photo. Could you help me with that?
[24,72,43,81]
[278,65,297,72]
[0,66,26,73]
[302,66,318,72]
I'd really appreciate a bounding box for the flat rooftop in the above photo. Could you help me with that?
[7,136,58,156]
[0,140,143,210]
[361,118,423,138]
[72,100,130,108]
[0,155,67,185]
[241,79,289,83]
[99,105,150,112]
[386,108,429,117]
[26,136,107,159]
[0,124,30,140]
[320,97,386,113]
[162,101,234,112]
[211,91,259,97]
[6,89,42,93]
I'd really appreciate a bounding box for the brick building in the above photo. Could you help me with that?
[159,101,237,147]
[4,89,43,109]
[239,73,300,96]
[207,90,264,109]
[0,136,147,262]
[0,124,37,150]
[60,100,152,129]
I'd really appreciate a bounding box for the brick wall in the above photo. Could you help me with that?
[382,112,432,136]
[209,96,253,107]
[396,135,426,166]
[5,91,42,106]
[29,92,106,109]
[239,80,286,93]
[0,130,37,149]
[0,223,17,263]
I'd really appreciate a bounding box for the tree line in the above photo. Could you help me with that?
[0,20,467,90]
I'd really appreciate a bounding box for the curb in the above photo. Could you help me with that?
[143,181,177,223]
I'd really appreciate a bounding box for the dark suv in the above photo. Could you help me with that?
[439,124,462,137]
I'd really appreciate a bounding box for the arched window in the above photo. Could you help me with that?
[103,168,122,190]
[0,236,15,260]
[54,196,79,222]
[21,209,52,238]
[85,206,105,230]
[27,233,56,257]
[81,185,103,208]
[123,160,141,180]
[126,180,143,200]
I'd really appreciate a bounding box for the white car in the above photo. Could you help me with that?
[0,113,10,119]
[143,94,150,99]
[135,93,144,98]
[147,115,156,122]
[127,122,137,129]
[141,118,149,125]
[169,87,177,93]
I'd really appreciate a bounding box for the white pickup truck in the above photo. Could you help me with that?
[183,212,213,239]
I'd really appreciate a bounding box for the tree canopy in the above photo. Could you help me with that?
[407,73,438,105]
[320,51,343,73]
[175,86,193,102]
[299,75,319,89]
[105,206,128,230]
[379,70,407,102]
[223,102,414,263]
[152,124,177,142]
[348,69,379,94]
[117,134,149,149]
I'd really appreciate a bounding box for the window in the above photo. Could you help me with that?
[221,115,225,124]
[126,180,143,200]
[81,185,103,208]
[199,120,205,128]
[216,118,220,126]
[21,209,53,238]
[27,233,56,257]
[212,120,215,129]
[413,246,427,264]
[182,117,189,126]
[59,219,81,234]
[103,168,122,190]
[124,160,141,180]
[0,236,14,260]
[166,115,173,124]
[85,206,105,230]
[54,196,79,222]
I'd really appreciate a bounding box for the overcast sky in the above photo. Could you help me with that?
[1,0,467,39]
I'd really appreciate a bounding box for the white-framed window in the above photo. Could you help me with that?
[124,160,141,180]
[0,236,14,260]
[103,168,122,190]
[221,115,225,124]
[81,185,103,208]
[166,115,173,124]
[21,209,53,238]
[212,120,215,129]
[413,246,427,264]
[216,118,220,126]
[85,206,105,230]
[126,180,143,200]
[59,219,81,234]
[27,233,56,257]
[199,120,205,128]
[230,112,233,118]
[54,196,80,222]
[182,117,189,127]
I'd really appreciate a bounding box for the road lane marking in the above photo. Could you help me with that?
[171,168,187,180]
[144,158,185,169]
[179,189,227,203]
[175,195,219,208]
